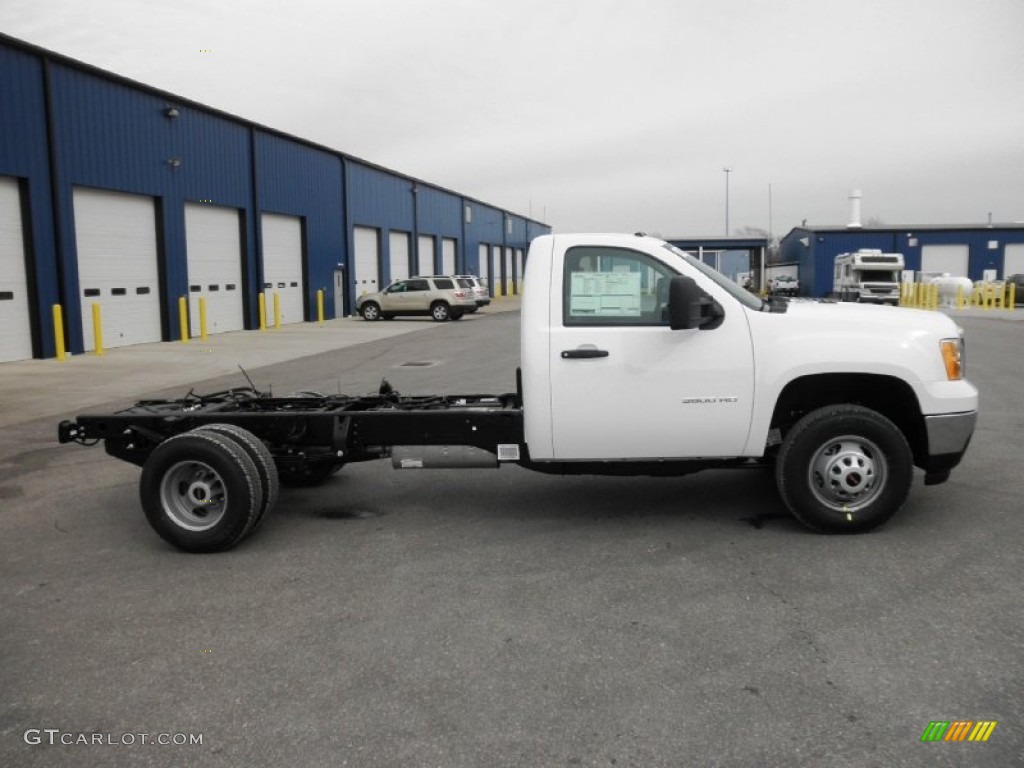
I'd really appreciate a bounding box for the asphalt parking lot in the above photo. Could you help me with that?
[1,304,1022,767]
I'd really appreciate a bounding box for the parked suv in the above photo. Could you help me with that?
[356,276,477,322]
[454,275,491,310]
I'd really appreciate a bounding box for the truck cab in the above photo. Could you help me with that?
[520,233,976,531]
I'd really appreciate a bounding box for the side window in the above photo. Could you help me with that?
[563,246,675,326]
[386,281,406,294]
[434,278,455,290]
[406,279,430,292]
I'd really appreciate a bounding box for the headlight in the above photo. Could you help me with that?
[940,337,964,380]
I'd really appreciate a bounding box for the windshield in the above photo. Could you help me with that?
[662,244,764,311]
[858,269,899,282]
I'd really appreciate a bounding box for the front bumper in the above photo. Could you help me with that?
[921,410,977,484]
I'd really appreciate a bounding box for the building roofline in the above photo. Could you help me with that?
[0,31,549,228]
[782,223,1024,239]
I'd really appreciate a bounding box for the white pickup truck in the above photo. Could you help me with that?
[60,233,978,551]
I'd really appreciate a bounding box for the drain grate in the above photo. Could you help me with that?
[398,361,438,367]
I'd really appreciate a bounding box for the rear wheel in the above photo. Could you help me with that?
[776,405,913,533]
[360,302,381,321]
[195,424,279,525]
[140,431,263,552]
[431,302,451,322]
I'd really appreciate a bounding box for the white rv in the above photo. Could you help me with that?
[833,249,904,304]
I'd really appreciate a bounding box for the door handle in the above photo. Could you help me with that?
[561,348,609,359]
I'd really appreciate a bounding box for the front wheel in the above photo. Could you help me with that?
[775,405,913,534]
[360,302,381,321]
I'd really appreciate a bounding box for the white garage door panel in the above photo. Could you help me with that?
[73,188,162,351]
[261,213,304,325]
[418,235,435,276]
[478,243,489,284]
[185,203,244,336]
[504,247,513,294]
[0,177,33,362]
[354,226,380,296]
[388,230,410,283]
[515,248,524,290]
[921,245,968,277]
[442,237,456,275]
[1003,244,1024,277]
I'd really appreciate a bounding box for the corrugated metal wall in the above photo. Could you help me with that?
[0,45,59,357]
[0,34,550,358]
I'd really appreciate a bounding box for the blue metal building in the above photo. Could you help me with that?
[777,224,1024,297]
[0,33,549,361]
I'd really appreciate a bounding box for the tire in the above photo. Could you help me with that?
[775,405,913,534]
[194,424,280,527]
[139,431,263,552]
[360,302,381,321]
[430,301,451,322]
[278,461,343,488]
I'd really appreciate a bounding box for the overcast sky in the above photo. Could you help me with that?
[2,0,1022,237]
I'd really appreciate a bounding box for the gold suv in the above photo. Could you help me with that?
[356,276,478,322]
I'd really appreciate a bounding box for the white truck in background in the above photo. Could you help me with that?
[833,249,904,304]
[60,234,978,552]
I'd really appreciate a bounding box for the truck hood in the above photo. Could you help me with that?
[781,299,958,336]
[746,299,962,385]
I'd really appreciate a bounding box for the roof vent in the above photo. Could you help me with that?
[847,189,863,229]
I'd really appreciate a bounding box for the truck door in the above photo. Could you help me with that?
[547,245,755,460]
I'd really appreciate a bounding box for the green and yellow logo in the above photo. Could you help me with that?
[921,720,997,742]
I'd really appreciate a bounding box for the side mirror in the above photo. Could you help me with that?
[668,276,724,330]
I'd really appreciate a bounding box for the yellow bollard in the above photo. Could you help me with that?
[178,296,189,342]
[91,302,104,356]
[199,296,208,340]
[930,283,939,310]
[52,304,66,361]
[273,291,281,329]
[317,289,324,326]
[1008,282,1016,310]
[258,292,266,332]
[956,285,965,309]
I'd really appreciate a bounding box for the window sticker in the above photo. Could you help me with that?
[569,271,642,317]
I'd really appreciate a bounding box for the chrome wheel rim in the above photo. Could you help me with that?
[808,435,887,511]
[159,460,228,531]
[432,305,447,320]
[362,304,378,320]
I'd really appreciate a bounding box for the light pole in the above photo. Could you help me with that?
[723,167,732,236]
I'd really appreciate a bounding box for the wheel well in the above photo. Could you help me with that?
[770,373,926,465]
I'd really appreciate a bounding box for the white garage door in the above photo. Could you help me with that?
[185,202,244,337]
[417,235,435,276]
[261,213,304,325]
[73,187,161,351]
[1003,244,1024,277]
[477,243,490,285]
[388,230,410,283]
[0,177,33,362]
[504,247,513,294]
[442,237,456,274]
[515,248,524,290]
[353,226,380,296]
[921,244,968,277]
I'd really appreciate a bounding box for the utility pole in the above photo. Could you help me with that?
[723,167,732,236]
